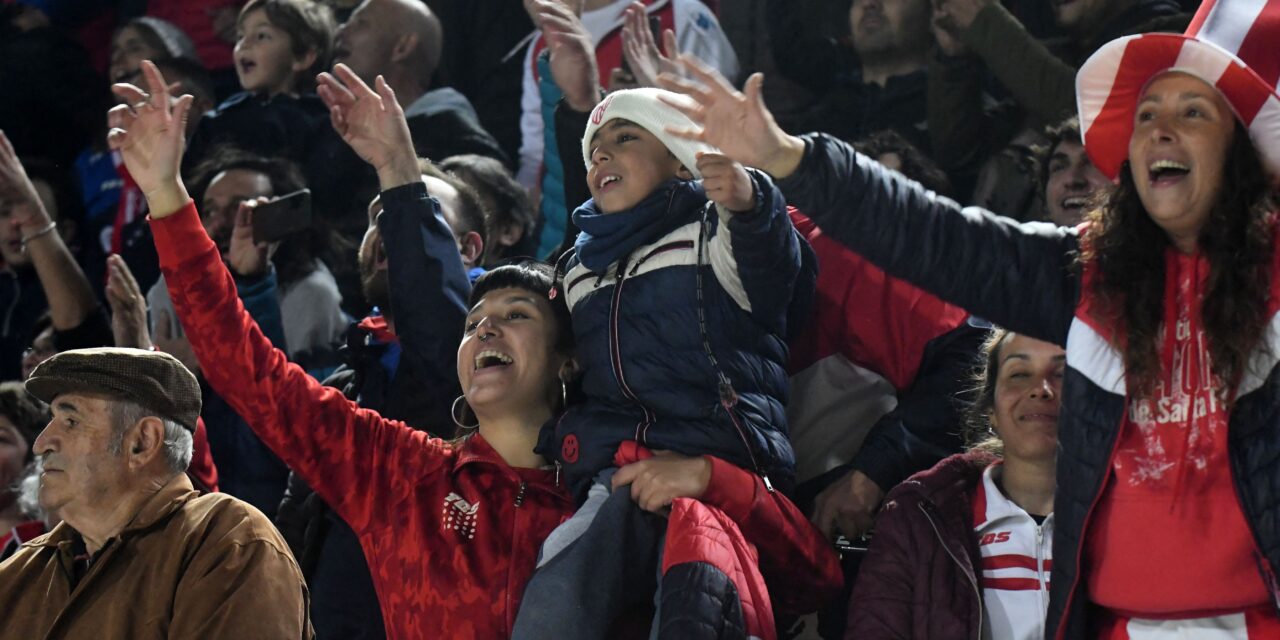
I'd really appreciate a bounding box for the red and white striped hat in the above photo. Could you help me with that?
[1076,0,1280,180]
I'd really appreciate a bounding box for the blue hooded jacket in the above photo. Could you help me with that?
[548,171,816,499]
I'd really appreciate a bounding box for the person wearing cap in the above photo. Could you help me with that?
[654,0,1280,635]
[0,347,312,639]
[105,57,840,638]
[511,84,825,637]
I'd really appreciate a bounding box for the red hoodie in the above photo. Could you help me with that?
[1087,248,1270,616]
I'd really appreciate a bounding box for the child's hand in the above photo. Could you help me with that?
[107,60,194,217]
[656,59,805,180]
[698,153,755,213]
[317,64,419,190]
[611,451,712,515]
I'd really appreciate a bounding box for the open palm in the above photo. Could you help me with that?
[317,63,416,179]
[106,61,194,198]
[657,59,800,176]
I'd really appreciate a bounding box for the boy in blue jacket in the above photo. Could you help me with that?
[512,87,816,637]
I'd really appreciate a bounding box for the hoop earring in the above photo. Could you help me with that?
[452,396,478,429]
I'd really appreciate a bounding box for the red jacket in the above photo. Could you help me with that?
[153,202,575,639]
[152,200,840,637]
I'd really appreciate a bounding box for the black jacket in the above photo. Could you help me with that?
[274,183,469,639]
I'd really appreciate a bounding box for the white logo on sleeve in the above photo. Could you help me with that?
[443,492,479,540]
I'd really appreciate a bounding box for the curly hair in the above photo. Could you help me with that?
[1079,122,1278,398]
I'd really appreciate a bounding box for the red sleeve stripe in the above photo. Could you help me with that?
[982,554,1052,571]
[982,577,1047,591]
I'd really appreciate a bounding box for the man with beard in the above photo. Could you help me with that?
[767,0,937,153]
[275,164,485,640]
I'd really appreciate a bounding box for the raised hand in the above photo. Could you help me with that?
[154,309,200,377]
[317,63,418,189]
[656,59,805,179]
[932,0,990,36]
[697,153,755,213]
[621,3,680,89]
[105,254,153,350]
[107,60,195,217]
[531,0,601,112]
[0,130,53,235]
[226,198,273,277]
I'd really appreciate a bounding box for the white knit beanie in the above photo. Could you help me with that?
[580,88,717,179]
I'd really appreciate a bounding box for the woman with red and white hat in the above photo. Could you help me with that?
[656,0,1280,637]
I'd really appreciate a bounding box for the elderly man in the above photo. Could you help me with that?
[0,347,312,639]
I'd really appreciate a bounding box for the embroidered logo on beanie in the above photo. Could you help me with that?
[581,88,717,178]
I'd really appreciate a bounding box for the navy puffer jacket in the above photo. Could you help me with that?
[548,173,816,499]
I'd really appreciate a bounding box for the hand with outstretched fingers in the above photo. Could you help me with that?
[621,2,680,89]
[697,152,756,213]
[226,198,274,278]
[656,58,806,179]
[317,63,419,189]
[810,469,886,542]
[532,0,601,112]
[0,129,53,235]
[105,254,153,351]
[611,450,712,515]
[107,60,194,218]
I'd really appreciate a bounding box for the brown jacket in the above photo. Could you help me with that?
[0,474,312,639]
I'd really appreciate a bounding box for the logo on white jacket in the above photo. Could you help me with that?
[443,492,479,540]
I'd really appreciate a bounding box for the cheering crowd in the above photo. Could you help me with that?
[2,0,1278,638]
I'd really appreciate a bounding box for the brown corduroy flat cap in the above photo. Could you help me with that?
[25,347,201,432]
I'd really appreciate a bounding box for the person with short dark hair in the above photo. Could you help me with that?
[440,154,540,264]
[0,348,312,639]
[182,0,337,190]
[1036,117,1108,227]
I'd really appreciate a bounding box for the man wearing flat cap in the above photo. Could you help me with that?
[0,347,313,639]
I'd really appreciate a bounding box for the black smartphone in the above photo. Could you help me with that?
[251,189,312,244]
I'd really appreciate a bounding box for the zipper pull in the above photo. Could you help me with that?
[514,481,526,507]
[554,462,561,487]
[761,474,775,494]
[718,380,738,408]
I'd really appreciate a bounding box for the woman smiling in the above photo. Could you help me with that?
[105,59,838,638]
[656,0,1280,635]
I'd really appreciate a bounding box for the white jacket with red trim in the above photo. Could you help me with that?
[973,463,1054,640]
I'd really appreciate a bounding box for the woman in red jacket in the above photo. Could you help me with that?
[847,331,1062,640]
[104,60,838,639]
